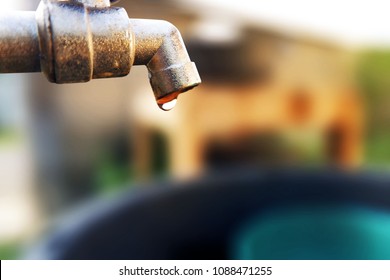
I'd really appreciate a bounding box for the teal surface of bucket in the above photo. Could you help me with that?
[232,205,390,259]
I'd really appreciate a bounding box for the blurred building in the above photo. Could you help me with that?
[127,1,364,178]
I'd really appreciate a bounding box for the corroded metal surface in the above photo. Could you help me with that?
[39,0,94,83]
[131,19,201,103]
[0,0,200,105]
[73,0,111,7]
[0,11,41,73]
[89,7,133,79]
[37,0,133,83]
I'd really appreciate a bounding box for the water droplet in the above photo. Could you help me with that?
[158,99,177,111]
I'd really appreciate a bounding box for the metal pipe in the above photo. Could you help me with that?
[0,0,201,110]
[71,0,111,8]
[0,11,41,73]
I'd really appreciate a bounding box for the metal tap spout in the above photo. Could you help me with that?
[131,19,201,104]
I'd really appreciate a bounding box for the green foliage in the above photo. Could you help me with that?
[94,151,135,195]
[0,128,20,146]
[357,50,390,165]
[92,135,137,195]
[0,243,21,260]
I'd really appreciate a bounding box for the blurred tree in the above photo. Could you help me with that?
[358,50,390,165]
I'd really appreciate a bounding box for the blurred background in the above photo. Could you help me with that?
[1,0,390,259]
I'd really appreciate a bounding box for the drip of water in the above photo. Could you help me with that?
[158,98,177,111]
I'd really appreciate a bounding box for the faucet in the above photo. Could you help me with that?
[0,0,201,110]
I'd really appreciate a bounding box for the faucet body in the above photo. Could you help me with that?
[0,0,200,106]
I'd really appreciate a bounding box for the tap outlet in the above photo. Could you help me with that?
[131,19,201,108]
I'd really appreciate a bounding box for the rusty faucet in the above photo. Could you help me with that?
[0,0,201,110]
